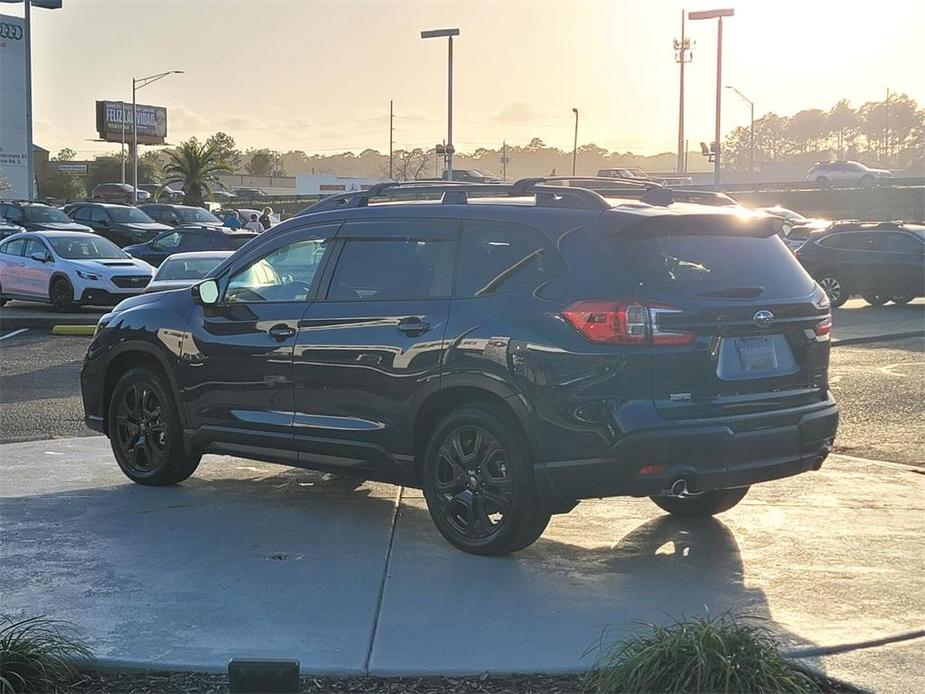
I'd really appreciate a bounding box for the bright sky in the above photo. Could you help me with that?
[10,0,925,159]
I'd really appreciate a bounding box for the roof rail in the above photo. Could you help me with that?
[511,176,674,207]
[512,175,664,192]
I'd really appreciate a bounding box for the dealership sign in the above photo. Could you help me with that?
[95,100,167,145]
[0,13,28,199]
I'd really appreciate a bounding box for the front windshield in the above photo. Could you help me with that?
[24,206,72,224]
[154,256,226,281]
[108,207,155,224]
[177,207,221,224]
[49,236,128,260]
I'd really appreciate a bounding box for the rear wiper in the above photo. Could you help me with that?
[697,286,765,298]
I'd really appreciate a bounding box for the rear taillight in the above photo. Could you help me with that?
[814,314,832,340]
[561,300,696,346]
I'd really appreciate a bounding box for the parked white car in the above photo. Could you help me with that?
[144,250,232,294]
[0,231,154,312]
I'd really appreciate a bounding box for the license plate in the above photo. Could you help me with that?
[735,337,778,371]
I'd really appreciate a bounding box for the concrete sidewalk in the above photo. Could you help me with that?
[831,298,924,345]
[1,438,923,692]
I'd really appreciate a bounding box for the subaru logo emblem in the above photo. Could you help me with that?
[753,310,775,327]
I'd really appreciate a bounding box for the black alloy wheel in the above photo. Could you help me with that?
[862,293,888,306]
[108,367,200,485]
[50,278,74,312]
[422,406,550,555]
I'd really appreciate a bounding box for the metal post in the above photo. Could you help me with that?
[121,102,126,183]
[132,78,138,202]
[388,100,394,179]
[24,0,34,199]
[501,141,508,181]
[713,17,723,188]
[749,100,754,175]
[446,36,453,180]
[677,10,686,174]
[572,108,579,176]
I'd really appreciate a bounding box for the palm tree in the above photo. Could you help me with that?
[163,138,233,207]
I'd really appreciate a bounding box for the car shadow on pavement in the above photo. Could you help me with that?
[2,464,829,676]
[0,361,86,402]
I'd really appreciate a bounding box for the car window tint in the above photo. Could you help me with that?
[456,222,564,297]
[153,232,181,250]
[226,238,329,303]
[885,232,923,253]
[71,206,90,222]
[178,232,204,250]
[90,207,109,224]
[820,233,869,250]
[24,239,47,259]
[2,206,24,223]
[1,239,25,256]
[327,238,455,301]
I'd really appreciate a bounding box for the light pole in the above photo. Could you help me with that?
[673,9,693,174]
[132,70,183,201]
[421,28,459,180]
[689,8,734,188]
[571,108,579,176]
[726,85,754,175]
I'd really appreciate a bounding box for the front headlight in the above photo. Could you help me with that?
[76,270,101,281]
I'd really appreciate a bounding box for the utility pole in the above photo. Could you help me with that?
[389,100,394,179]
[674,10,693,174]
[501,141,509,181]
[885,88,891,161]
[572,108,579,176]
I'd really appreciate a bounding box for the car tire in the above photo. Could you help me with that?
[891,296,914,305]
[818,272,849,307]
[863,293,888,306]
[422,405,551,556]
[0,282,7,307]
[50,277,75,312]
[650,487,750,518]
[107,366,201,486]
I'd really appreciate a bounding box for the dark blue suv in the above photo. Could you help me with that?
[80,178,838,555]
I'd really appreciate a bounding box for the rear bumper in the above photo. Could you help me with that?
[535,396,838,504]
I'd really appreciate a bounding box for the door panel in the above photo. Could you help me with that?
[20,239,53,297]
[0,238,27,293]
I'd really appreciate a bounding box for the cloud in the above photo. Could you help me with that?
[491,102,541,124]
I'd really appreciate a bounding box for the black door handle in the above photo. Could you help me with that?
[396,316,431,335]
[268,324,296,341]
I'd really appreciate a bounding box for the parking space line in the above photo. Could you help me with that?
[0,328,28,342]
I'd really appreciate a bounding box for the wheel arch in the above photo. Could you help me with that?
[48,271,73,297]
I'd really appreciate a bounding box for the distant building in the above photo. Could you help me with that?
[296,173,384,196]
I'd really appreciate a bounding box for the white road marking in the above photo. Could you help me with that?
[877,361,925,378]
[0,328,28,342]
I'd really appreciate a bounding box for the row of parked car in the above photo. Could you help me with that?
[90,183,270,205]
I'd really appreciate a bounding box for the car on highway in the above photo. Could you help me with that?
[91,183,151,203]
[138,203,226,228]
[232,187,267,199]
[81,177,839,556]
[0,231,153,311]
[795,221,924,307]
[441,169,501,184]
[123,226,257,266]
[66,203,172,247]
[144,251,233,293]
[806,161,892,186]
[0,201,93,233]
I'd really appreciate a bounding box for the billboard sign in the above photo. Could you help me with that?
[95,101,167,145]
[0,13,29,199]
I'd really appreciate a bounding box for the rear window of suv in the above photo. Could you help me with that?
[608,215,814,299]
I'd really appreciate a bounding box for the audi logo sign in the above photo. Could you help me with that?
[0,21,24,41]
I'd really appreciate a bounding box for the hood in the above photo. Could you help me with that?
[117,222,172,233]
[122,242,151,256]
[144,279,197,293]
[30,221,93,232]
[67,257,154,275]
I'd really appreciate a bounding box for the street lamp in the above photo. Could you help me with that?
[689,8,734,188]
[726,85,754,176]
[571,108,579,176]
[132,70,183,201]
[420,28,459,180]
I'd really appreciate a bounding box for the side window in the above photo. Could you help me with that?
[24,239,48,260]
[821,233,869,251]
[146,207,164,223]
[177,232,202,250]
[3,206,24,224]
[885,233,924,253]
[226,238,329,303]
[456,222,565,297]
[152,232,181,250]
[327,238,455,301]
[90,207,109,224]
[71,206,90,222]
[2,238,26,256]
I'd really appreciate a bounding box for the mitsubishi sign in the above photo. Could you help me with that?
[95,100,168,145]
[0,13,28,199]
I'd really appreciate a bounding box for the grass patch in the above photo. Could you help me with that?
[584,614,821,694]
[0,615,94,694]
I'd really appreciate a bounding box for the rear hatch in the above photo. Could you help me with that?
[606,213,831,419]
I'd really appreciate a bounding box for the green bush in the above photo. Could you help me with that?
[584,615,820,694]
[0,616,93,693]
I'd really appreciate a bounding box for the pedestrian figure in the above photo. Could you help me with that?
[223,210,242,229]
[259,206,273,230]
[244,213,263,233]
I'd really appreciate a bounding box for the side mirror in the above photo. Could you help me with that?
[194,279,219,305]
[30,251,49,263]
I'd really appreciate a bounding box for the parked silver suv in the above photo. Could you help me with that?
[806,161,892,185]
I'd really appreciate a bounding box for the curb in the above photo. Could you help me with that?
[831,330,924,346]
[52,324,96,336]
